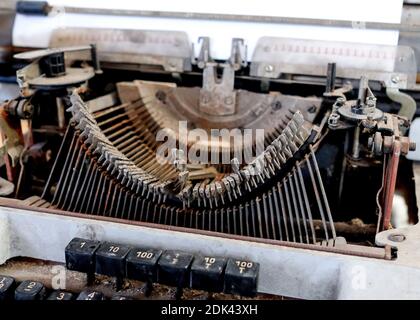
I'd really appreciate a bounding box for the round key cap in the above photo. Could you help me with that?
[0,275,15,300]
[47,291,74,300]
[15,280,46,300]
[76,290,105,300]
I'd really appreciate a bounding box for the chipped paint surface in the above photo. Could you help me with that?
[2,206,420,299]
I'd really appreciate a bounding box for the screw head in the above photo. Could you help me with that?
[328,114,340,127]
[264,64,274,73]
[271,101,282,111]
[307,105,317,113]
[335,97,345,107]
[388,234,406,242]
[391,75,400,84]
[366,97,376,108]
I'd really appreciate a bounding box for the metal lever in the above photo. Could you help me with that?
[199,63,236,116]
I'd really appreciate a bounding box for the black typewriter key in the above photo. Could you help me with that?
[96,242,131,276]
[47,290,74,300]
[126,248,162,296]
[158,250,194,287]
[76,290,105,300]
[190,255,227,292]
[95,242,131,290]
[224,258,259,296]
[0,275,15,300]
[126,248,162,282]
[15,280,46,300]
[65,237,100,284]
[158,250,193,299]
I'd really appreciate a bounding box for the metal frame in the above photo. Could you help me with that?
[1,2,417,33]
[1,203,420,299]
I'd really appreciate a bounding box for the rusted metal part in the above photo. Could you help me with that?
[327,83,415,233]
[3,98,34,119]
[38,91,334,244]
[313,219,377,240]
[196,38,247,116]
[199,63,236,116]
[379,113,413,156]
[0,130,13,182]
[14,46,98,94]
[116,79,321,183]
[50,28,192,73]
[374,111,414,231]
[0,109,24,167]
[382,141,401,230]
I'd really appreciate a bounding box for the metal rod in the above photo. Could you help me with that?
[297,163,317,244]
[50,6,420,33]
[382,141,401,230]
[305,153,329,241]
[56,97,66,130]
[352,126,361,159]
[42,125,71,199]
[309,147,337,239]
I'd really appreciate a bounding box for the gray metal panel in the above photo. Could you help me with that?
[250,37,417,89]
[399,4,420,73]
[1,206,420,299]
[49,28,192,72]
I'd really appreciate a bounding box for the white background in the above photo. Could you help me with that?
[13,0,404,59]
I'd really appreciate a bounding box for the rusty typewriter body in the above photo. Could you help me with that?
[1,1,420,300]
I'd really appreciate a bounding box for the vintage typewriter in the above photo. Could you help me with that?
[0,0,420,300]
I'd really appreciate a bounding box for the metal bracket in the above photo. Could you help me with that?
[200,63,236,116]
[386,87,416,135]
[197,38,247,116]
[229,38,248,70]
[14,45,97,96]
[251,37,417,90]
[50,28,192,72]
[194,37,212,69]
